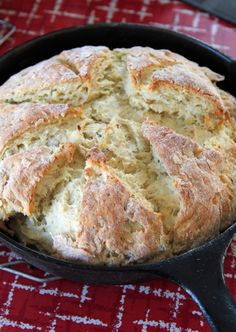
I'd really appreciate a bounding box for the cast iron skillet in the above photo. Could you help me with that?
[0,23,235,332]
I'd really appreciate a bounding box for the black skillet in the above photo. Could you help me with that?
[0,23,235,332]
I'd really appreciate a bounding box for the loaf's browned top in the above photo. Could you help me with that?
[0,46,235,265]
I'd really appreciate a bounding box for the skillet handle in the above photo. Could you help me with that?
[154,226,236,332]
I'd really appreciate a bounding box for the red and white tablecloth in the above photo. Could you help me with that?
[0,1,236,331]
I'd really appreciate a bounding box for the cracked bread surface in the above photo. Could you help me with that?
[0,46,235,265]
[0,143,75,220]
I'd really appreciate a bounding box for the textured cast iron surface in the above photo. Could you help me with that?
[0,24,235,331]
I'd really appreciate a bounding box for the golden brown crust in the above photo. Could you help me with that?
[0,58,78,101]
[0,143,75,217]
[126,47,225,116]
[142,121,234,251]
[126,47,176,83]
[126,47,224,85]
[201,66,224,82]
[0,46,110,102]
[150,64,223,106]
[58,46,109,80]
[217,88,236,118]
[0,103,80,155]
[54,148,167,264]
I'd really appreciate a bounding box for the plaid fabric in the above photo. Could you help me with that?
[0,1,236,331]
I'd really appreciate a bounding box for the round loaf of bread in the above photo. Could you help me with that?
[0,46,235,265]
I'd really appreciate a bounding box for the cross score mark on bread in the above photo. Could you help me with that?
[0,46,235,265]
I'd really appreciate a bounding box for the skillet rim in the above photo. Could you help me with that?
[1,222,236,272]
[0,22,235,272]
[0,23,233,67]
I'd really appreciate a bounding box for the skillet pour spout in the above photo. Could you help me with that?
[0,23,235,332]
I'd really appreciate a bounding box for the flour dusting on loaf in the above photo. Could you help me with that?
[0,46,235,265]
